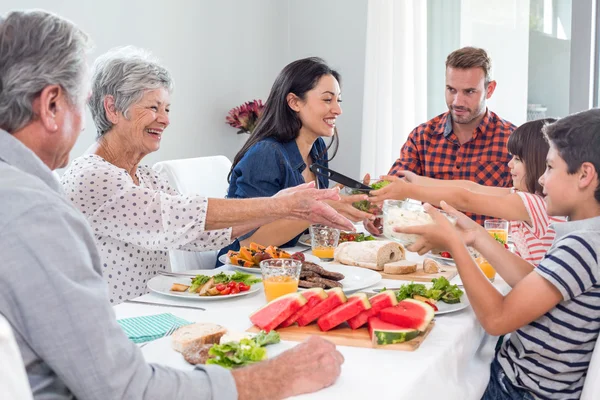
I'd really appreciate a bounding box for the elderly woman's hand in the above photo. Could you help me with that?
[274,182,355,231]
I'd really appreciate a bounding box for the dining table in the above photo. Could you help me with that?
[113,243,511,400]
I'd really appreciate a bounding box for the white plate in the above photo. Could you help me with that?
[298,233,311,247]
[427,252,456,266]
[141,334,288,371]
[218,253,322,274]
[311,264,381,293]
[147,270,260,300]
[433,296,470,315]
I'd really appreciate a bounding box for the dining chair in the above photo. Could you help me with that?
[153,155,232,271]
[581,334,600,399]
[0,314,33,400]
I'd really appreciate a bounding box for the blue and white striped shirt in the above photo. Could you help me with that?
[498,216,600,399]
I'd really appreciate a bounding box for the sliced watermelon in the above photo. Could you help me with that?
[347,290,398,330]
[379,299,435,332]
[249,292,307,332]
[368,316,420,345]
[317,293,371,332]
[278,288,328,328]
[296,287,346,327]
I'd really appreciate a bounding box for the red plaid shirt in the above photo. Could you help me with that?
[388,109,515,225]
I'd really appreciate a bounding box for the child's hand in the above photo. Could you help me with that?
[369,177,408,204]
[438,201,482,247]
[393,202,462,255]
[389,170,419,183]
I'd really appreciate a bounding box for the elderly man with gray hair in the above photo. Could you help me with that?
[0,10,345,400]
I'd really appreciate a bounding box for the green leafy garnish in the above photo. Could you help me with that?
[391,277,463,304]
[188,275,211,293]
[188,272,261,292]
[229,271,262,285]
[206,330,280,369]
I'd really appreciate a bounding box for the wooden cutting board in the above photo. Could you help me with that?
[378,263,458,282]
[247,321,434,351]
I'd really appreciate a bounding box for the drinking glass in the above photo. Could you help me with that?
[259,259,302,302]
[309,224,340,260]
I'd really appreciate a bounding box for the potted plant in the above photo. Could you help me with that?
[226,99,265,134]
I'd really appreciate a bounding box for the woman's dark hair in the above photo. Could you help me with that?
[507,118,557,194]
[228,57,341,182]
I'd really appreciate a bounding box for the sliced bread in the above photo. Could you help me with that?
[334,241,405,271]
[383,260,418,275]
[171,322,227,353]
[423,258,441,274]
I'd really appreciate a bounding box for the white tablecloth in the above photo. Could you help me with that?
[113,247,510,399]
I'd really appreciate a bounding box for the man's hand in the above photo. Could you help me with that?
[392,201,466,255]
[233,336,344,400]
[389,170,419,183]
[274,182,355,231]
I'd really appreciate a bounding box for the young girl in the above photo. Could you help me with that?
[370,118,564,265]
[217,57,371,265]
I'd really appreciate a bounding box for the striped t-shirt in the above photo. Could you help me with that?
[510,191,566,265]
[497,216,600,399]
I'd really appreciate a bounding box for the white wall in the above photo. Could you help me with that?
[460,0,530,126]
[5,0,289,169]
[287,0,368,180]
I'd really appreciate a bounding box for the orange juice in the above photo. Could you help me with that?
[476,257,496,281]
[312,246,335,259]
[488,229,508,244]
[263,276,299,302]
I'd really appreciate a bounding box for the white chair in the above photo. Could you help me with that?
[581,334,600,399]
[0,314,33,400]
[153,156,232,271]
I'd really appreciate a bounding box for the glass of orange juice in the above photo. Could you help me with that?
[309,224,340,260]
[475,257,496,282]
[485,219,509,245]
[260,258,302,302]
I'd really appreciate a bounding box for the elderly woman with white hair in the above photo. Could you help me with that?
[61,47,355,304]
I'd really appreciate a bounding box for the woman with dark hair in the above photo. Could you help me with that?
[218,57,372,263]
[369,118,565,265]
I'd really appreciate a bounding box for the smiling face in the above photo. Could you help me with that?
[294,74,342,139]
[508,155,527,192]
[538,144,577,216]
[445,67,494,125]
[111,87,171,156]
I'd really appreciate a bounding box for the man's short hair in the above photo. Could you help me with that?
[543,109,600,202]
[0,10,91,133]
[445,47,492,84]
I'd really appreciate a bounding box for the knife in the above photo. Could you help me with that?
[123,299,206,311]
[310,163,372,192]
[158,271,201,278]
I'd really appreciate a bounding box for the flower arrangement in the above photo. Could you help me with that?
[226,99,265,134]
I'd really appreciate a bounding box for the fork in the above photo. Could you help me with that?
[139,324,179,348]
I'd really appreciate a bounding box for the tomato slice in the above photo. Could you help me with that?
[227,281,237,288]
[440,251,452,259]
[238,283,250,292]
[219,287,231,295]
[215,283,226,291]
[230,287,240,294]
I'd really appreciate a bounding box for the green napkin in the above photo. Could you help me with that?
[117,313,191,344]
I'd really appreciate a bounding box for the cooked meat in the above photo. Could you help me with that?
[298,279,326,288]
[197,277,214,296]
[300,270,320,279]
[182,343,214,365]
[302,261,345,281]
[307,276,343,288]
[170,283,190,292]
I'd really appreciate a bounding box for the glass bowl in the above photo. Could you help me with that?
[341,179,390,215]
[382,199,456,247]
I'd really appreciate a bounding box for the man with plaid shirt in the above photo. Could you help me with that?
[388,47,515,225]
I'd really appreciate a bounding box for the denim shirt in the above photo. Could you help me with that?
[217,137,329,265]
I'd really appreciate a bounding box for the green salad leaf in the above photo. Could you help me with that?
[206,330,280,369]
[188,275,211,293]
[188,272,261,292]
[391,277,463,304]
[229,271,262,285]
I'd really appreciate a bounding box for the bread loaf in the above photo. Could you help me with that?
[334,241,405,271]
[383,260,417,274]
[171,322,227,353]
[423,258,441,274]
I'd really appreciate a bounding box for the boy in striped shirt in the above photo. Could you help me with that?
[395,109,600,399]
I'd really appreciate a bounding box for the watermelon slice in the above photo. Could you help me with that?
[278,288,328,328]
[296,287,346,327]
[317,293,371,332]
[347,290,398,330]
[379,299,435,332]
[368,316,420,345]
[249,292,307,332]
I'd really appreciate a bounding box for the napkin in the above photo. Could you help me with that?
[117,313,191,344]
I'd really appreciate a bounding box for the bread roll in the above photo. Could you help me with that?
[334,241,405,271]
[383,260,417,274]
[423,258,441,274]
[171,322,227,353]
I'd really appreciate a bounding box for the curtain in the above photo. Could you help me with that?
[360,0,428,177]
